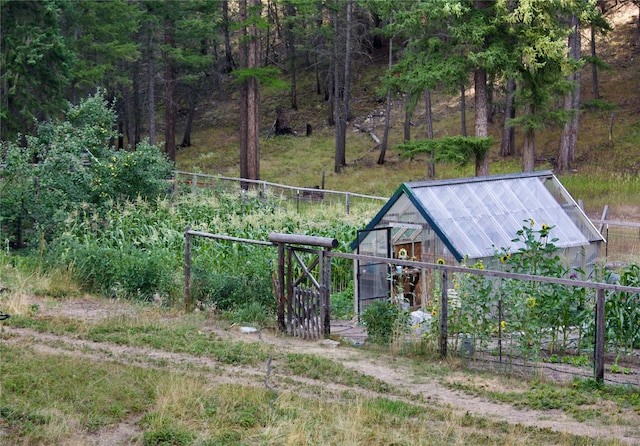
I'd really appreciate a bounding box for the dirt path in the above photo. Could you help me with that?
[4,296,640,445]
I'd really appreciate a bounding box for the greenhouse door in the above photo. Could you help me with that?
[356,227,391,317]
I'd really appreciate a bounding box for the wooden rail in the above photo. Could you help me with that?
[184,230,640,383]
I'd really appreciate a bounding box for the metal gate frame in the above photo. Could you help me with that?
[355,227,391,318]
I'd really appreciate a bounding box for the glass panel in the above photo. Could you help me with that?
[409,175,591,261]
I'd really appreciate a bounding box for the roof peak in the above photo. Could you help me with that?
[404,170,554,189]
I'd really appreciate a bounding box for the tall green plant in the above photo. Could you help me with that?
[361,300,409,345]
[0,90,173,249]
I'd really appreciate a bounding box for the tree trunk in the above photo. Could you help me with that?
[378,29,393,165]
[222,0,235,73]
[523,105,535,172]
[404,92,412,143]
[286,4,298,110]
[239,0,249,186]
[501,78,516,157]
[247,0,261,181]
[132,61,141,148]
[460,82,467,137]
[181,89,197,148]
[333,2,346,173]
[163,17,176,163]
[558,14,581,173]
[590,24,599,100]
[147,27,156,146]
[474,68,489,176]
[425,90,435,178]
[327,74,334,126]
[343,0,353,123]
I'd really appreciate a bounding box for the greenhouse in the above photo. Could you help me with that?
[351,170,605,313]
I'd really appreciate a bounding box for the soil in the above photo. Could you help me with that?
[3,295,640,445]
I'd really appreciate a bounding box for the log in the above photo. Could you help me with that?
[354,124,381,144]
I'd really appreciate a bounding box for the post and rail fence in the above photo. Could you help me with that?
[184,228,640,384]
[172,170,387,214]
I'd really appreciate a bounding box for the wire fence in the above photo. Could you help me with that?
[332,251,640,386]
[172,171,387,214]
[594,219,640,264]
[172,171,639,264]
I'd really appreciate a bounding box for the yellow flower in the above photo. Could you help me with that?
[530,219,535,227]
[500,253,511,263]
[398,248,407,258]
[437,258,446,265]
[501,321,506,329]
[474,261,484,270]
[540,223,549,237]
[431,309,437,317]
[526,297,536,308]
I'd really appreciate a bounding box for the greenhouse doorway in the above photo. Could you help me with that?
[356,227,391,317]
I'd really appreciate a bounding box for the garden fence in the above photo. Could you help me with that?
[172,170,386,214]
[182,227,640,387]
[330,250,640,386]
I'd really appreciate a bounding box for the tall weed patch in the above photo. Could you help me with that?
[45,189,375,310]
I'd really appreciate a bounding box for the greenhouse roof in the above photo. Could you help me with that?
[353,170,605,262]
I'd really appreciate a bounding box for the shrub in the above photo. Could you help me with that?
[0,90,173,249]
[361,300,409,345]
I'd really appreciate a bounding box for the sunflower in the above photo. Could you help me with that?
[437,258,446,265]
[540,223,549,236]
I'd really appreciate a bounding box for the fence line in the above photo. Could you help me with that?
[332,251,640,384]
[173,170,387,214]
[183,228,640,384]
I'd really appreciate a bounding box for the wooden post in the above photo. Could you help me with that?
[277,242,286,331]
[594,288,605,383]
[321,249,332,338]
[184,226,192,311]
[440,270,448,358]
[345,193,351,215]
[286,246,294,334]
[192,173,197,194]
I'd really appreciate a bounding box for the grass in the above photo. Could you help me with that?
[1,288,637,444]
[1,341,623,445]
[1,343,159,442]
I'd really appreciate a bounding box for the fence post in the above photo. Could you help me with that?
[345,193,351,215]
[321,248,332,338]
[440,270,448,358]
[286,247,294,333]
[191,173,197,194]
[276,242,286,331]
[594,287,605,383]
[184,226,192,311]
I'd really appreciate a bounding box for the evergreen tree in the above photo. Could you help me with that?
[1,0,74,141]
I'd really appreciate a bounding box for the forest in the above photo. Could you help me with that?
[2,0,639,180]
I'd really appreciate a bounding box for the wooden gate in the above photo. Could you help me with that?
[269,233,337,340]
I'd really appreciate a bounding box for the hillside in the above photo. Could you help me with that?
[176,4,640,218]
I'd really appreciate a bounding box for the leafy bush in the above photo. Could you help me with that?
[361,300,409,345]
[0,90,173,249]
